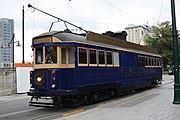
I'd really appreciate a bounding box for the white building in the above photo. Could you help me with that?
[0,18,14,68]
[125,25,152,45]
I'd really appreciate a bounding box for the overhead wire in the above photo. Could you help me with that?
[101,0,143,24]
[158,0,164,23]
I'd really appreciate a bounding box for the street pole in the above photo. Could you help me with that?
[12,33,15,71]
[171,0,180,104]
[22,5,25,63]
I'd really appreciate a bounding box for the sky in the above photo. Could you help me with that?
[0,0,180,63]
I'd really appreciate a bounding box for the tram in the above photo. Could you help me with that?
[27,30,162,107]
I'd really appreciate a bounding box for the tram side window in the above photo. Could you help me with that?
[61,48,66,64]
[79,48,87,64]
[35,47,43,64]
[154,58,157,66]
[106,51,112,65]
[89,49,97,64]
[68,48,75,64]
[99,51,105,65]
[138,56,143,66]
[150,58,152,66]
[146,57,149,66]
[159,59,162,66]
[45,46,57,64]
[113,52,119,67]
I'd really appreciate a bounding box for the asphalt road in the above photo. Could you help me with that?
[0,95,74,120]
[0,74,174,120]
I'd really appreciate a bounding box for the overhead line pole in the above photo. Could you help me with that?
[171,0,180,104]
[22,6,25,63]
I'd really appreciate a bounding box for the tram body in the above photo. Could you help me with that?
[28,31,162,107]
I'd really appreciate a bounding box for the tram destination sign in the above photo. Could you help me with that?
[33,37,52,44]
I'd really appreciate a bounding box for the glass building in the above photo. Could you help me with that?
[0,18,14,68]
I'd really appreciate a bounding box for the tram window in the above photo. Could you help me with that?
[89,49,97,64]
[146,57,148,66]
[157,59,160,66]
[79,48,87,64]
[143,57,146,66]
[99,51,105,65]
[113,52,119,66]
[35,47,43,64]
[150,58,152,66]
[154,59,157,66]
[138,56,142,66]
[152,58,154,66]
[158,59,161,66]
[61,48,66,64]
[45,46,57,64]
[159,59,162,66]
[106,51,112,65]
[68,48,75,64]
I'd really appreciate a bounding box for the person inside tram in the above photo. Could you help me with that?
[47,55,54,63]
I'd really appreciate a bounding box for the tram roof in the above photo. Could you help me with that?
[33,31,161,57]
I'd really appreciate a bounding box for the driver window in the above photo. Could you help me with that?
[45,46,57,64]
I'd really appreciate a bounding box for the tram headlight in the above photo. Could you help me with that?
[34,73,45,86]
[37,77,42,82]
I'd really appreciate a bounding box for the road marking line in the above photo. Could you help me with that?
[0,108,42,118]
[63,109,84,117]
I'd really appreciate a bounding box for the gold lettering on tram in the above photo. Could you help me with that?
[33,37,52,44]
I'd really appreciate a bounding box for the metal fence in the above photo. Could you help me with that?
[0,68,16,95]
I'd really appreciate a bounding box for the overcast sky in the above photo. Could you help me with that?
[0,0,180,63]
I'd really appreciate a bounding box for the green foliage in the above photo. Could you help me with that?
[145,21,180,68]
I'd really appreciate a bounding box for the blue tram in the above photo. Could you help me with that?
[28,30,162,107]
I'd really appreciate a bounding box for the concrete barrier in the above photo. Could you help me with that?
[0,69,16,95]
[16,63,33,93]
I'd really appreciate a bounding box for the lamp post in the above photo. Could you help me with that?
[171,0,180,104]
[22,6,25,64]
[1,33,21,71]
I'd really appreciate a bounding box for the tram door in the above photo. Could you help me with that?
[61,47,76,89]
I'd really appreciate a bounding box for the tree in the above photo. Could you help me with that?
[145,21,180,69]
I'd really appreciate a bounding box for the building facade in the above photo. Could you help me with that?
[125,25,152,45]
[0,18,14,68]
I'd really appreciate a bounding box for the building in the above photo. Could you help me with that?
[0,18,14,68]
[125,24,152,45]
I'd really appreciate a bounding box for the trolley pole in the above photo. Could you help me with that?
[171,0,180,104]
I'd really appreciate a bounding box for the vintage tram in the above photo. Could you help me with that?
[27,30,162,107]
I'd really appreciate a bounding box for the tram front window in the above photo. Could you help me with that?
[35,47,43,64]
[45,46,57,64]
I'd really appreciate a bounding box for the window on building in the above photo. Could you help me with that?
[106,51,112,65]
[98,50,105,65]
[89,49,97,64]
[78,48,87,64]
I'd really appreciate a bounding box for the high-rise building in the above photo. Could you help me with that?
[125,24,152,45]
[0,18,14,68]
